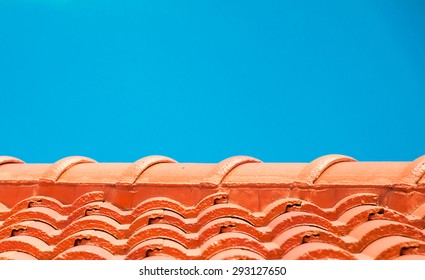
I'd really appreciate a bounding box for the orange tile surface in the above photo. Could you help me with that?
[0,154,424,260]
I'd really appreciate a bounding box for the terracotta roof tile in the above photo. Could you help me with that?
[0,154,425,260]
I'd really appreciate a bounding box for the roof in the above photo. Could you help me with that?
[0,154,424,260]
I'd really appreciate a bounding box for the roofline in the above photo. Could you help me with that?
[1,154,424,188]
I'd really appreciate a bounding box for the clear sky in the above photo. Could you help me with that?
[1,1,424,163]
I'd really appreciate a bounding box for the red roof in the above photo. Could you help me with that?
[0,154,424,260]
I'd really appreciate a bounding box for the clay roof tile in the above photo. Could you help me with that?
[0,154,424,259]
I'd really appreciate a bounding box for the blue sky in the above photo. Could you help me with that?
[0,1,424,163]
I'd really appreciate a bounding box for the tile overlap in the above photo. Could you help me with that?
[0,155,424,260]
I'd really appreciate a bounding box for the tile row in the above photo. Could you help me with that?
[0,192,424,260]
[1,155,425,215]
[2,155,425,188]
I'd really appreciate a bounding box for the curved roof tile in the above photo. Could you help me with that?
[0,154,424,259]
